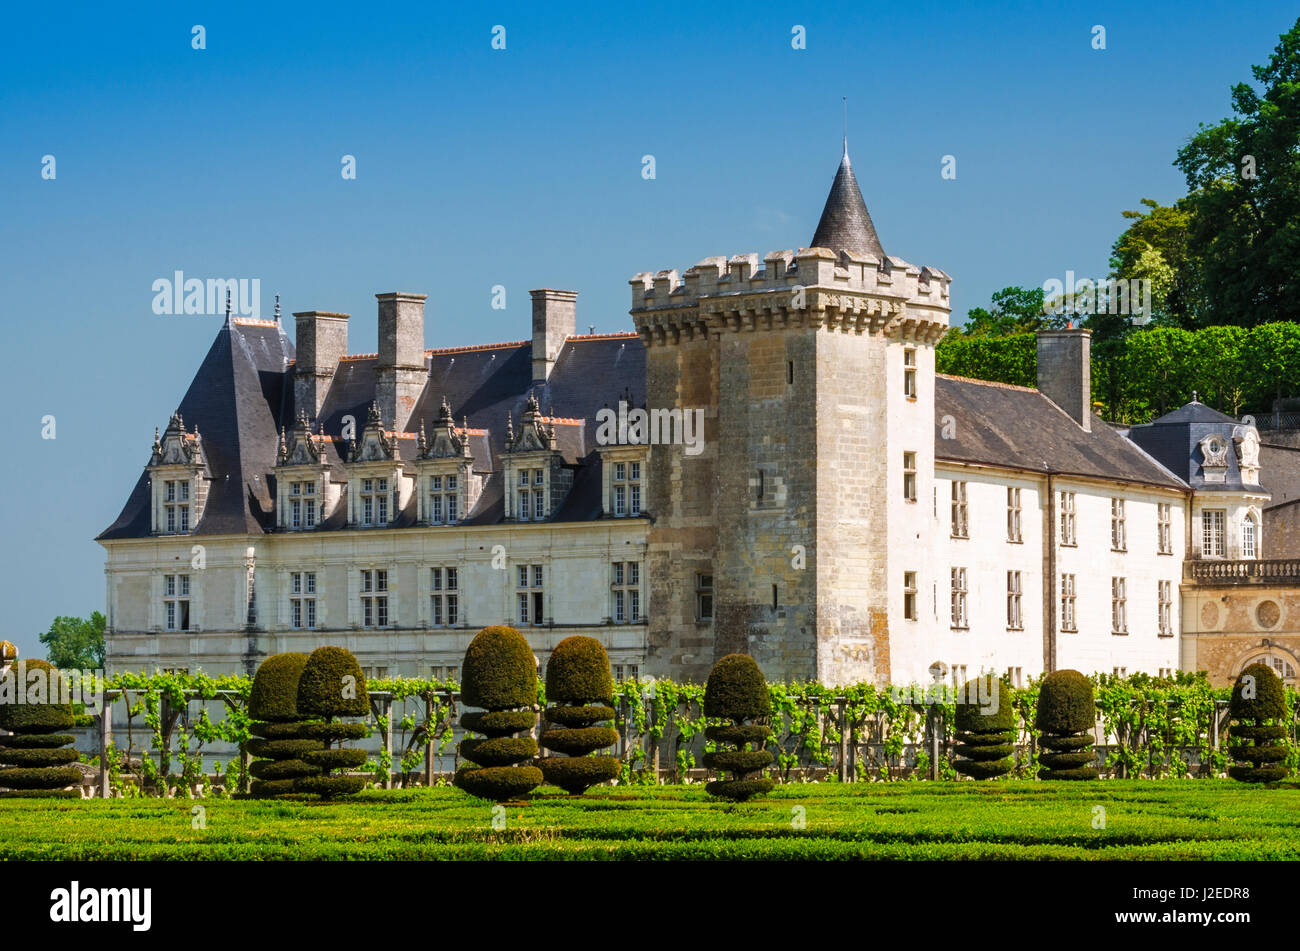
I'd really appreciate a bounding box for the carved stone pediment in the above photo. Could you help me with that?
[506,394,557,454]
[149,412,204,468]
[278,410,327,467]
[350,402,397,463]
[420,397,472,460]
[1199,433,1229,483]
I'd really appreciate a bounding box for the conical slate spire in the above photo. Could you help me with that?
[809,144,884,259]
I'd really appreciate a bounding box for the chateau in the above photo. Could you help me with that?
[98,145,1299,689]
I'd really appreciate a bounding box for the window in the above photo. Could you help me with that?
[903,453,917,502]
[1157,502,1172,554]
[787,360,794,385]
[1006,571,1022,630]
[163,480,191,535]
[289,481,317,530]
[517,564,543,625]
[949,664,968,688]
[1060,573,1077,632]
[903,571,918,621]
[361,569,389,628]
[1060,491,1076,546]
[696,572,714,622]
[515,469,546,520]
[613,663,642,683]
[1202,510,1225,557]
[430,567,458,627]
[903,348,917,398]
[1158,580,1172,636]
[1158,667,1173,679]
[1110,498,1126,551]
[429,474,459,525]
[360,478,389,527]
[1007,486,1022,542]
[1242,514,1257,559]
[1111,576,1127,634]
[611,460,643,517]
[290,571,317,630]
[613,561,641,623]
[518,486,531,520]
[950,567,968,629]
[1112,666,1128,678]
[1006,667,1024,688]
[163,573,191,631]
[950,482,968,538]
[1255,655,1298,682]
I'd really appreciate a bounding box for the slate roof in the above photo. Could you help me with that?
[1124,401,1267,494]
[809,145,885,259]
[98,322,646,539]
[934,375,1187,490]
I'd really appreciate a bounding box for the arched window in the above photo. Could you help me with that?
[1242,514,1258,559]
[1244,654,1296,684]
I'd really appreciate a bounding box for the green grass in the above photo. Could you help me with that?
[3,780,1299,860]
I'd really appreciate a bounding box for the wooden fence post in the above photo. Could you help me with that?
[837,699,849,783]
[98,692,114,798]
[929,708,940,781]
[424,692,435,787]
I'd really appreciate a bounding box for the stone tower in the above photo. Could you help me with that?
[630,144,951,685]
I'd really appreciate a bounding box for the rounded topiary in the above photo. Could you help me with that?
[538,637,620,794]
[702,653,774,801]
[953,676,1016,780]
[1034,670,1098,780]
[290,646,369,798]
[0,660,81,798]
[461,626,538,711]
[246,653,321,798]
[455,626,542,801]
[1227,663,1289,783]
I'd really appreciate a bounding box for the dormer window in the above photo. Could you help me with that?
[1242,514,1258,559]
[164,480,190,534]
[148,412,209,535]
[428,474,460,524]
[289,481,317,530]
[610,459,643,517]
[360,478,389,526]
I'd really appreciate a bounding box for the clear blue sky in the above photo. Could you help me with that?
[1,1,1296,658]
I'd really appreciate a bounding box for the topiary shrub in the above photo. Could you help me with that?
[455,626,542,801]
[1034,669,1098,780]
[246,653,321,798]
[293,647,370,798]
[1228,662,1289,783]
[702,653,774,801]
[953,676,1016,780]
[0,660,81,798]
[538,636,620,794]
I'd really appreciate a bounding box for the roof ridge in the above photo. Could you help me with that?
[426,340,529,356]
[937,373,1038,393]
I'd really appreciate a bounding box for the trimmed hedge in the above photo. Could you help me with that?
[953,677,1015,780]
[455,626,541,801]
[247,653,320,798]
[461,626,536,710]
[1228,663,1288,783]
[297,646,369,720]
[248,652,310,722]
[1035,670,1098,781]
[0,660,80,797]
[293,646,370,798]
[538,636,620,794]
[702,654,774,801]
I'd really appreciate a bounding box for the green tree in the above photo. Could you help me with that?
[1108,199,1197,327]
[39,612,105,670]
[958,286,1062,337]
[1243,322,1300,409]
[1175,17,1300,326]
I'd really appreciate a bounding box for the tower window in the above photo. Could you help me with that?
[787,361,794,385]
[903,348,917,398]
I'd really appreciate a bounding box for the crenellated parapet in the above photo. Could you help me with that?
[630,247,950,347]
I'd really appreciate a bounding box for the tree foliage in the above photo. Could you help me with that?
[39,613,105,670]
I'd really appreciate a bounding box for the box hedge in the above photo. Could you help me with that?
[455,626,542,801]
[246,653,322,798]
[1228,662,1288,783]
[702,653,774,801]
[292,646,370,798]
[538,636,620,794]
[953,677,1015,780]
[1034,670,1098,780]
[0,660,81,798]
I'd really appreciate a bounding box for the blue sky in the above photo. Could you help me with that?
[1,1,1296,657]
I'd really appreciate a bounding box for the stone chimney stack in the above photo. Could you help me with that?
[293,311,349,420]
[1036,329,1092,432]
[376,292,427,433]
[530,289,577,382]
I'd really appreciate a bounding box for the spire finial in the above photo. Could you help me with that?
[842,96,848,159]
[225,288,232,324]
[1193,390,1199,403]
[274,293,281,323]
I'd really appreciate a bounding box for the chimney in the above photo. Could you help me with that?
[530,289,577,382]
[1036,329,1091,431]
[376,292,427,433]
[293,311,349,419]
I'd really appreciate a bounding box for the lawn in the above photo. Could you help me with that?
[2,780,1298,860]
